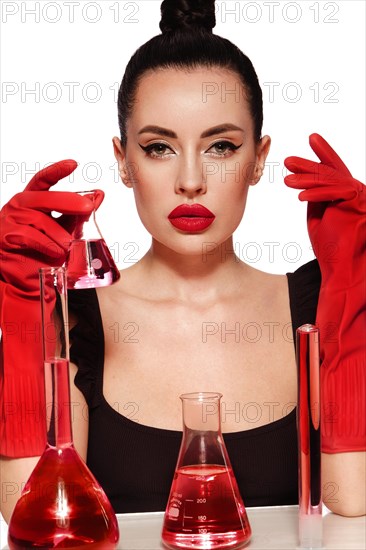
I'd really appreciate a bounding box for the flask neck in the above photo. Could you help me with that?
[181,392,222,433]
[73,190,103,241]
[45,358,73,449]
[178,393,228,468]
[40,267,73,449]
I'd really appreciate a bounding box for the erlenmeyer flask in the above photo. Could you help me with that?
[161,392,251,549]
[7,267,120,549]
[64,190,120,289]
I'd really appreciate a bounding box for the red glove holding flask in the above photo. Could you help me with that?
[284,133,366,453]
[0,161,104,457]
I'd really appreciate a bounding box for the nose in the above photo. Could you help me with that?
[175,154,207,197]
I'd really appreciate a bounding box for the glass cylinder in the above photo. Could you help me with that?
[7,267,120,549]
[64,190,120,289]
[161,392,251,549]
[296,324,322,549]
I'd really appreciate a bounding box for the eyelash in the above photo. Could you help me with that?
[208,141,243,157]
[139,143,173,159]
[138,140,243,159]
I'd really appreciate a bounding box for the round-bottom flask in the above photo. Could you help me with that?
[7,268,120,549]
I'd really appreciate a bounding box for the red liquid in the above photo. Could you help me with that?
[162,465,251,549]
[65,239,120,289]
[8,446,119,549]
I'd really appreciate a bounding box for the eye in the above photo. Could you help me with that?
[206,141,243,157]
[138,142,175,159]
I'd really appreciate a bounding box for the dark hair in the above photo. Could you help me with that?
[117,0,263,145]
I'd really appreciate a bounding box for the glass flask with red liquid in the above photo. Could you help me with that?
[64,190,120,289]
[7,267,120,549]
[161,392,251,550]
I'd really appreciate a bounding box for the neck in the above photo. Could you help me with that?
[136,236,252,304]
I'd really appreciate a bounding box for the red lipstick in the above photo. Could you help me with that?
[168,204,215,232]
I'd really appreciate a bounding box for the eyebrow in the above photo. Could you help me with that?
[138,125,177,138]
[137,123,244,139]
[201,124,244,138]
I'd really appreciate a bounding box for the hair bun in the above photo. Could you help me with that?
[160,0,216,34]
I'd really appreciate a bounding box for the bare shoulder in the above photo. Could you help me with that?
[235,263,291,310]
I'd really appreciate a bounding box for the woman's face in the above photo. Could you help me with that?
[113,67,270,257]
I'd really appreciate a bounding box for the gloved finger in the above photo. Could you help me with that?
[55,189,105,229]
[309,134,352,177]
[75,189,105,210]
[284,171,347,188]
[93,189,104,210]
[298,184,357,203]
[24,160,78,191]
[284,156,320,174]
[4,209,73,251]
[11,191,94,215]
[4,227,68,259]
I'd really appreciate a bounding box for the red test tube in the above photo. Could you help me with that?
[296,324,323,549]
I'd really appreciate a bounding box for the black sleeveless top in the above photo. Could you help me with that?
[69,260,321,513]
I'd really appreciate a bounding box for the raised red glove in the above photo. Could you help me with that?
[284,134,366,453]
[0,161,104,457]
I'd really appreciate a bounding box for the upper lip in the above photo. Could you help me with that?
[168,204,215,219]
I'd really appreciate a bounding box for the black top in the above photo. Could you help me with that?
[69,259,321,513]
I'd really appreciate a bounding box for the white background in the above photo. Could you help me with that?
[0,0,364,532]
[1,0,365,273]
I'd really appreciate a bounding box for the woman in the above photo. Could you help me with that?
[0,0,365,521]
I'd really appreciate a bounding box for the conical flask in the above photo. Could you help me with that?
[7,267,120,549]
[161,392,251,549]
[64,190,120,289]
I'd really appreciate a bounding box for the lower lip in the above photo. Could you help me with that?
[169,217,215,232]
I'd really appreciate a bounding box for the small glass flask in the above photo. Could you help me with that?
[7,267,120,549]
[161,392,251,549]
[64,190,120,289]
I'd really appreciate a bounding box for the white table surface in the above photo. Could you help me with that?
[1,506,365,549]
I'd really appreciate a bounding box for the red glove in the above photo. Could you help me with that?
[0,161,104,457]
[284,134,366,453]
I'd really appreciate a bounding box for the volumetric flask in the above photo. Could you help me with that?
[161,392,251,549]
[64,190,120,289]
[7,267,120,549]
